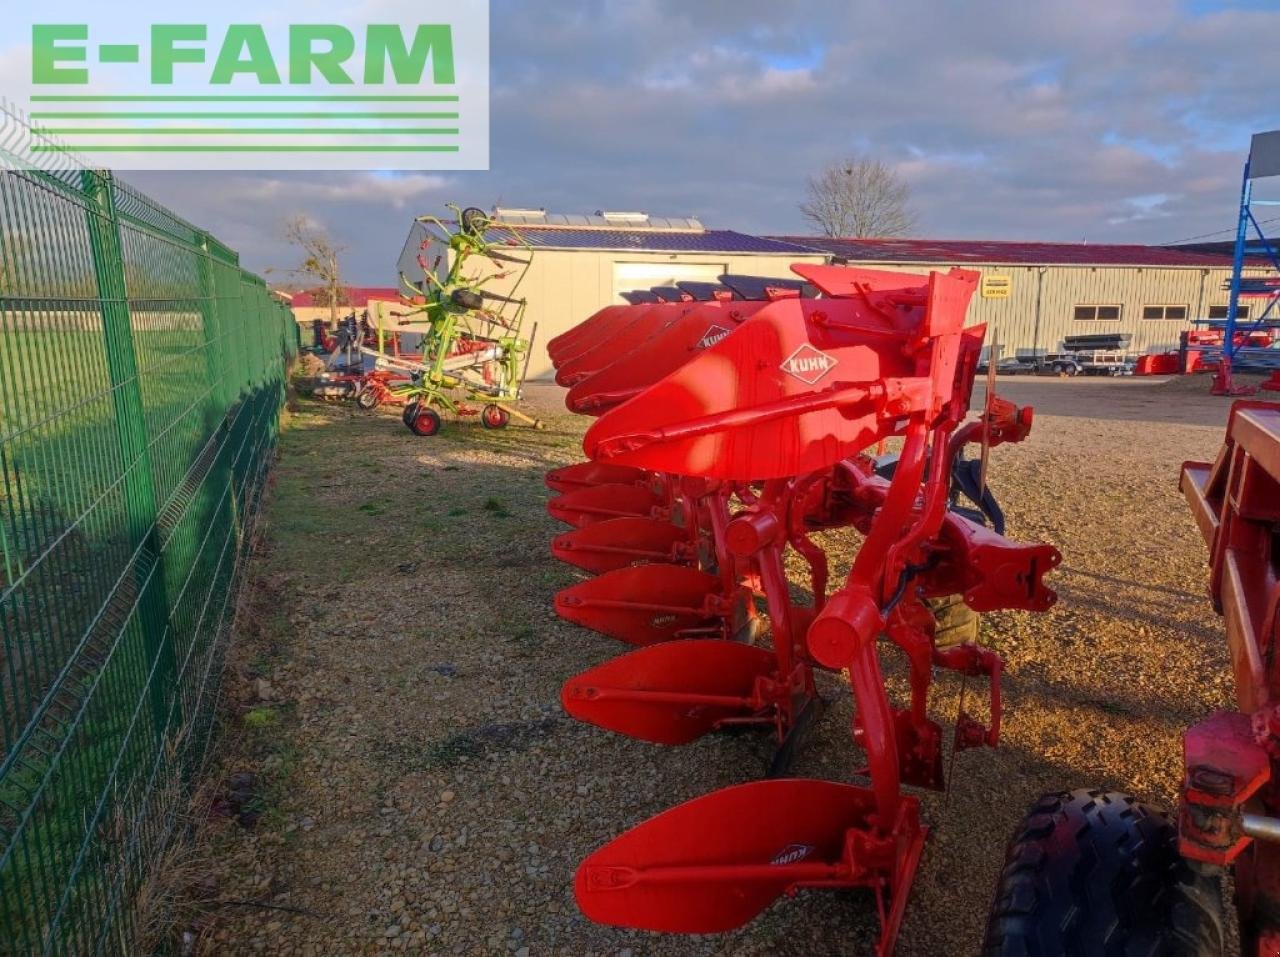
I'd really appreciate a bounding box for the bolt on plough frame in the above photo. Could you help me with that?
[543,264,1061,953]
[376,205,543,435]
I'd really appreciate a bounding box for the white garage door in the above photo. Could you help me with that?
[612,262,726,303]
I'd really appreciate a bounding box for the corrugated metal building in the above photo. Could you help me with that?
[772,237,1272,359]
[395,206,1276,381]
[398,210,824,378]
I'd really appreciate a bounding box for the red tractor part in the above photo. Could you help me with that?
[553,263,1060,955]
[565,300,772,415]
[583,267,983,481]
[545,461,650,494]
[548,303,635,365]
[546,481,667,528]
[823,462,1059,613]
[577,778,925,956]
[564,280,807,415]
[558,478,824,762]
[551,516,694,574]
[563,639,781,744]
[554,563,753,646]
[1178,400,1280,930]
[551,302,663,371]
[556,302,698,387]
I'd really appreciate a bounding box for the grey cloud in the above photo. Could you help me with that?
[122,0,1280,282]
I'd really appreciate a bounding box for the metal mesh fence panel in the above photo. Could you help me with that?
[0,141,298,954]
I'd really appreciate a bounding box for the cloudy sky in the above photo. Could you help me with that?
[121,0,1280,284]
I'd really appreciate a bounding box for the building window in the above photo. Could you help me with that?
[1141,305,1188,321]
[1208,304,1251,320]
[1074,304,1122,321]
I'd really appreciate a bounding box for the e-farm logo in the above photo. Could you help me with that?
[7,5,489,171]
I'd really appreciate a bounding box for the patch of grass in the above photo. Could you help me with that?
[357,500,388,516]
[506,623,541,656]
[447,506,468,517]
[483,496,511,518]
[1087,697,1134,717]
[421,736,486,770]
[419,718,562,771]
[243,707,278,729]
[248,654,275,679]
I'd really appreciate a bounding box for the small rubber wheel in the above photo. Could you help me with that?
[460,206,489,236]
[481,404,510,429]
[356,388,380,410]
[408,407,443,437]
[927,594,979,648]
[402,401,419,426]
[983,789,1225,956]
[450,287,485,311]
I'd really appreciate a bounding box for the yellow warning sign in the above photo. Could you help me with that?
[981,275,1012,299]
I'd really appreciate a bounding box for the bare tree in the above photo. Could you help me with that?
[799,156,915,238]
[284,217,346,330]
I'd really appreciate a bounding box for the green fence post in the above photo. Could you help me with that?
[80,168,177,741]
[196,232,227,414]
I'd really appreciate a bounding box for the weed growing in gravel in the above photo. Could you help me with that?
[421,736,486,769]
[483,496,511,518]
[507,623,541,656]
[418,718,562,771]
[243,707,278,730]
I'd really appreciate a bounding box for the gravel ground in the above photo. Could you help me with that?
[194,374,1248,956]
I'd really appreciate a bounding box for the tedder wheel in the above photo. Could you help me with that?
[481,404,510,429]
[408,407,443,437]
[926,594,979,648]
[983,789,1225,957]
[450,287,486,311]
[356,388,381,411]
[460,206,489,236]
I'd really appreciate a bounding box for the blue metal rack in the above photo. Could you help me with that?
[1217,130,1280,393]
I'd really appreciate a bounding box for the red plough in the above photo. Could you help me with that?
[545,265,1060,953]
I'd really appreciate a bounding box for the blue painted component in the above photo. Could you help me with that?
[1224,153,1280,367]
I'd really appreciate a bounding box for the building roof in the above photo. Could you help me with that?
[419,209,814,255]
[474,224,816,255]
[290,286,401,308]
[770,236,1237,268]
[492,209,705,231]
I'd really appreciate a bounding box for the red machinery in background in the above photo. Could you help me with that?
[1180,400,1280,954]
[544,265,1061,954]
[980,401,1277,955]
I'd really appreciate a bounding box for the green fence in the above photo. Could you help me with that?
[0,147,299,953]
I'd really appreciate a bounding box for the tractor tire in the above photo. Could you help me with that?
[927,594,979,648]
[408,408,443,437]
[481,404,510,429]
[356,388,381,411]
[983,789,1225,957]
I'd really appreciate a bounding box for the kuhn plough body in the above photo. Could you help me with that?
[544,264,1060,952]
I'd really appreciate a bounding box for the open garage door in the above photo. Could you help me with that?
[612,262,726,303]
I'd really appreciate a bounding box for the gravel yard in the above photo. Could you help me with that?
[195,375,1243,956]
